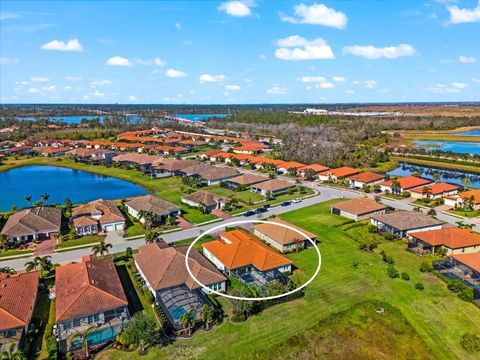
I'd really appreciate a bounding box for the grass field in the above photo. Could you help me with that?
[0,248,34,258]
[97,199,480,360]
[55,234,105,249]
[446,209,480,218]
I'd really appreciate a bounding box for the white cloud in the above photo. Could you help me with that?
[175,22,182,30]
[353,80,377,89]
[218,1,254,17]
[345,90,355,95]
[259,54,267,60]
[427,82,467,93]
[225,84,241,90]
[41,38,83,52]
[27,85,57,95]
[447,2,480,24]
[166,68,187,78]
[343,44,416,59]
[267,86,288,95]
[30,77,50,82]
[458,55,476,63]
[93,90,105,98]
[0,57,19,65]
[297,76,327,83]
[65,76,82,81]
[199,74,226,83]
[154,58,165,66]
[281,3,348,29]
[318,82,334,89]
[0,12,22,20]
[134,57,166,66]
[105,56,133,67]
[275,35,334,61]
[128,95,138,101]
[90,79,112,87]
[333,76,346,82]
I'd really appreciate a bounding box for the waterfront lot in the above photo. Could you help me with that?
[98,200,480,360]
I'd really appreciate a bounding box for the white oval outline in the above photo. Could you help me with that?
[185,219,321,301]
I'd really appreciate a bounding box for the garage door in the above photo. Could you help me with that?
[104,224,114,232]
[115,223,124,230]
[332,207,341,215]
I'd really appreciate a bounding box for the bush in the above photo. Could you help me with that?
[384,232,396,241]
[419,261,433,273]
[117,313,159,349]
[460,333,480,353]
[367,224,378,233]
[401,272,410,281]
[415,282,424,291]
[402,191,411,198]
[427,208,437,216]
[387,265,399,278]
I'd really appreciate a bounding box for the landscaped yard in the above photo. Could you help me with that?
[98,199,480,360]
[55,234,105,250]
[0,248,34,258]
[447,209,480,219]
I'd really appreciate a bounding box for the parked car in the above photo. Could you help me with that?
[281,201,291,207]
[349,186,361,190]
[254,207,268,214]
[244,210,256,217]
[374,188,382,193]
[292,198,302,204]
[263,204,271,209]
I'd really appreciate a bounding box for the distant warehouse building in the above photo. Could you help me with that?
[331,197,387,222]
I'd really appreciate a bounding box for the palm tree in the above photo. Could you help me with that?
[200,304,214,329]
[432,172,441,183]
[0,344,24,360]
[180,309,196,336]
[24,257,41,272]
[41,193,50,205]
[461,177,471,190]
[91,239,112,257]
[0,267,16,275]
[38,255,53,273]
[391,179,401,195]
[145,229,161,244]
[67,326,97,358]
[24,195,31,207]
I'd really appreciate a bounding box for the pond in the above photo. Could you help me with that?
[414,140,480,155]
[175,113,229,121]
[0,165,147,211]
[454,129,480,136]
[388,163,480,189]
[16,115,143,124]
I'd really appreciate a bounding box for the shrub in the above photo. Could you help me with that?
[427,208,437,216]
[415,282,424,291]
[460,333,480,353]
[419,261,433,273]
[387,265,399,278]
[402,191,411,198]
[367,224,378,233]
[384,233,396,241]
[401,272,410,281]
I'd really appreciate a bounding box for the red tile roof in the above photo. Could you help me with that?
[298,164,330,173]
[0,271,39,331]
[320,166,360,178]
[347,172,385,184]
[380,176,431,190]
[411,228,480,249]
[410,182,460,195]
[202,229,292,271]
[55,255,128,322]
[451,253,480,272]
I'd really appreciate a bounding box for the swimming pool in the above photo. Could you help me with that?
[168,304,187,320]
[87,326,117,345]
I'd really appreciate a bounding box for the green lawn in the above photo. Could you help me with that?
[447,209,480,219]
[55,234,105,249]
[0,248,34,258]
[99,199,480,360]
[206,185,264,204]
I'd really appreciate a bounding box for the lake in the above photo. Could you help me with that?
[415,140,480,155]
[175,114,229,121]
[454,129,480,136]
[17,115,143,124]
[0,165,146,211]
[388,163,480,189]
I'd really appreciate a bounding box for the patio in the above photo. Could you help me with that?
[238,268,289,288]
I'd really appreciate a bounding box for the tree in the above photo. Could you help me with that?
[0,267,16,275]
[390,179,401,195]
[200,304,214,329]
[41,193,50,205]
[24,257,41,272]
[91,239,112,257]
[117,313,158,350]
[24,195,31,207]
[67,326,97,358]
[461,177,471,190]
[180,309,196,336]
[432,172,441,183]
[0,344,24,360]
[144,229,161,244]
[38,255,53,273]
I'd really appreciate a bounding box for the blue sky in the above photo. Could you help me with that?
[0,0,479,104]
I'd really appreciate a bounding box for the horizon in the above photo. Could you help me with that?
[1,1,479,104]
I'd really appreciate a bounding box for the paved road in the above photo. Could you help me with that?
[2,182,477,271]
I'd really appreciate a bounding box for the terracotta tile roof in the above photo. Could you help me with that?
[371,211,443,231]
[410,182,460,195]
[411,228,480,249]
[112,153,162,165]
[55,256,128,322]
[125,195,179,217]
[202,150,225,157]
[251,179,295,192]
[332,198,387,215]
[227,173,269,186]
[458,189,480,204]
[182,190,229,207]
[152,158,197,171]
[40,146,72,154]
[451,253,480,272]
[0,271,39,331]
[254,218,317,245]
[278,161,306,170]
[233,144,265,152]
[320,166,360,179]
[202,229,292,271]
[72,199,125,226]
[347,172,386,184]
[73,216,98,227]
[1,207,62,238]
[134,243,226,291]
[181,164,238,180]
[380,176,431,190]
[298,164,330,173]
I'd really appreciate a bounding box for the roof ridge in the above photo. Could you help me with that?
[154,248,177,289]
[0,306,25,326]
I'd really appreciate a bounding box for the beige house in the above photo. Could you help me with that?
[409,228,480,255]
[331,197,387,222]
[250,179,295,197]
[182,190,230,211]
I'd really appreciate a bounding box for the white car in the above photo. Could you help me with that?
[292,198,302,204]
